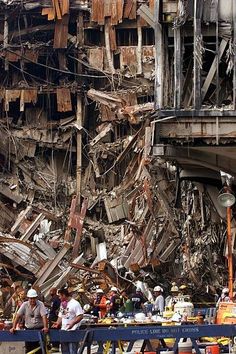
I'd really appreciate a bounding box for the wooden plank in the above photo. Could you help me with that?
[53,14,69,49]
[56,88,72,112]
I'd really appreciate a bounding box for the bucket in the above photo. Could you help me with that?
[178,341,192,354]
[205,345,220,354]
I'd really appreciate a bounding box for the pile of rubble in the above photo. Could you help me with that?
[0,0,231,314]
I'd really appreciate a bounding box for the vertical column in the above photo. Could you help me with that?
[154,0,164,109]
[76,12,84,207]
[174,27,182,109]
[233,0,236,109]
[193,0,203,110]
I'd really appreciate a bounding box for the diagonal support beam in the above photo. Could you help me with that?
[201,39,228,101]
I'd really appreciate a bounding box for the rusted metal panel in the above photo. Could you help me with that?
[59,0,70,16]
[5,50,21,62]
[56,87,72,112]
[91,0,99,22]
[88,48,104,70]
[72,197,88,259]
[123,0,136,19]
[104,0,112,17]
[21,89,38,104]
[42,7,56,20]
[117,0,124,23]
[53,14,69,49]
[109,24,117,51]
[120,46,137,73]
[111,0,118,25]
[97,0,105,25]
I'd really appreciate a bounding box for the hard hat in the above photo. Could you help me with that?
[27,289,38,298]
[78,288,85,293]
[136,287,142,292]
[171,285,179,292]
[96,289,104,294]
[135,313,146,322]
[83,304,91,311]
[179,284,187,290]
[111,286,117,292]
[222,287,229,294]
[154,286,163,292]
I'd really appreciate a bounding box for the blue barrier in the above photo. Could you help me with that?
[0,324,235,354]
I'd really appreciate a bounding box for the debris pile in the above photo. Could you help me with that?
[0,0,232,313]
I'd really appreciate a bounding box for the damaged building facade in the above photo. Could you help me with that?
[0,0,235,306]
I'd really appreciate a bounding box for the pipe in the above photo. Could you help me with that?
[227,206,233,299]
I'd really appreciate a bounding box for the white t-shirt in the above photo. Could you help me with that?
[153,294,164,314]
[58,298,83,330]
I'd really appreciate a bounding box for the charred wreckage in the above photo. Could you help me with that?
[0,0,235,311]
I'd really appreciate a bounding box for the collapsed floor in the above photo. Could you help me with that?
[0,0,234,311]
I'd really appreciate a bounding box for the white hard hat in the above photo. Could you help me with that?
[27,289,38,298]
[111,286,118,292]
[83,304,91,311]
[154,286,163,292]
[222,287,229,294]
[96,289,104,294]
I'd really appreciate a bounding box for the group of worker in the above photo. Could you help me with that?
[89,283,188,319]
[6,282,190,354]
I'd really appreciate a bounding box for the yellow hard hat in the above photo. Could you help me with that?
[179,284,187,290]
[171,285,179,292]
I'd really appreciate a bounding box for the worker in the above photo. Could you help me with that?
[48,287,60,353]
[76,288,89,308]
[153,285,164,315]
[216,287,231,307]
[93,289,107,318]
[109,286,122,315]
[179,284,188,296]
[165,283,179,310]
[10,289,48,354]
[129,287,145,312]
[52,288,83,354]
